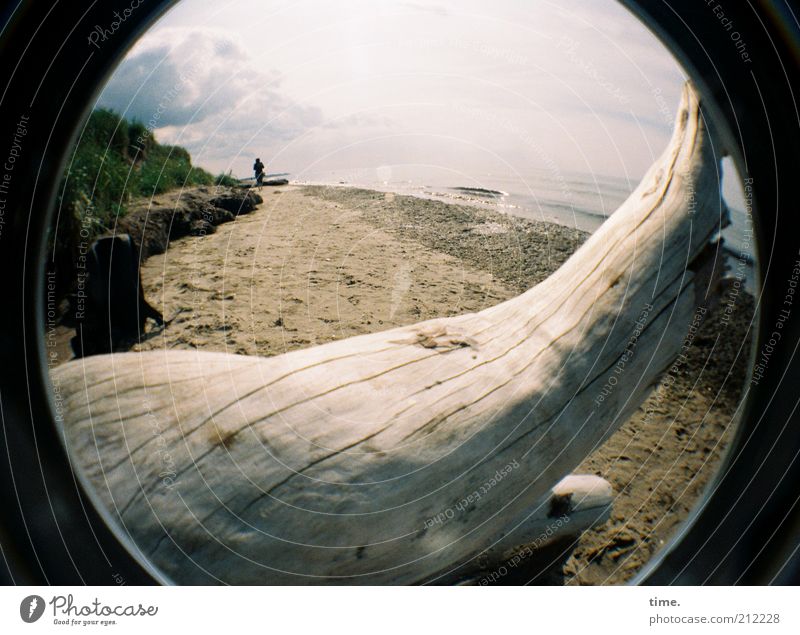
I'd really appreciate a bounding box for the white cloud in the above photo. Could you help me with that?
[98,26,324,172]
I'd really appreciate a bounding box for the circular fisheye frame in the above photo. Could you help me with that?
[0,0,798,585]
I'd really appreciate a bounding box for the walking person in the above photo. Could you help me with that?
[253,157,265,187]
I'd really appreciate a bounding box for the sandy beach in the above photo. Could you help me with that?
[133,185,585,356]
[117,184,752,583]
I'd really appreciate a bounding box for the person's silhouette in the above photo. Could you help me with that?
[253,157,265,187]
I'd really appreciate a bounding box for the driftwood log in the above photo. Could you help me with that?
[52,83,727,584]
[484,474,613,557]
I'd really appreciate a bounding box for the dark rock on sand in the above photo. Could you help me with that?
[210,190,261,214]
[190,219,216,236]
[68,235,163,358]
[233,178,289,188]
[116,186,262,260]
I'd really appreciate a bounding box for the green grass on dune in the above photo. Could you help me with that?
[50,107,238,299]
[56,108,234,227]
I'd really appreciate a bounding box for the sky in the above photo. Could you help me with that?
[97,0,694,190]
